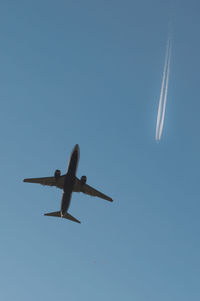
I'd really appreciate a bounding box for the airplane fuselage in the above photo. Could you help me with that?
[61,144,79,217]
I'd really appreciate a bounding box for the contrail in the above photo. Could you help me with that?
[155,37,172,141]
[158,41,172,140]
[155,39,170,140]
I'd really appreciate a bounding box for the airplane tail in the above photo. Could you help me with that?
[44,211,81,224]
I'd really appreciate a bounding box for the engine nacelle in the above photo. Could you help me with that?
[81,175,87,185]
[54,169,61,180]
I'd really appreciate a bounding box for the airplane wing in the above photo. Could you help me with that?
[74,177,113,202]
[23,176,65,189]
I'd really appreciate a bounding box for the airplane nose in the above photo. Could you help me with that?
[74,144,79,151]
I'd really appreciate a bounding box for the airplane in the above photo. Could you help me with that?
[23,144,113,224]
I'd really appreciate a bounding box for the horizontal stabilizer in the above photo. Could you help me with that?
[44,211,61,217]
[65,213,81,224]
[44,211,81,224]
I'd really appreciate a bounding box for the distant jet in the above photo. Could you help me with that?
[23,144,113,223]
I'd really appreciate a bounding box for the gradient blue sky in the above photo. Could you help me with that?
[1,1,200,300]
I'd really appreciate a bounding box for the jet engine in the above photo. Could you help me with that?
[54,169,61,180]
[81,175,87,185]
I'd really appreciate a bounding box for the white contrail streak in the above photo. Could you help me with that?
[155,37,172,141]
[155,39,170,139]
[158,42,172,140]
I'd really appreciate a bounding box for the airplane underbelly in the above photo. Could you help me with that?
[61,170,76,215]
[61,191,72,214]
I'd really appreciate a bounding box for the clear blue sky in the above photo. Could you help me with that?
[0,1,200,300]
